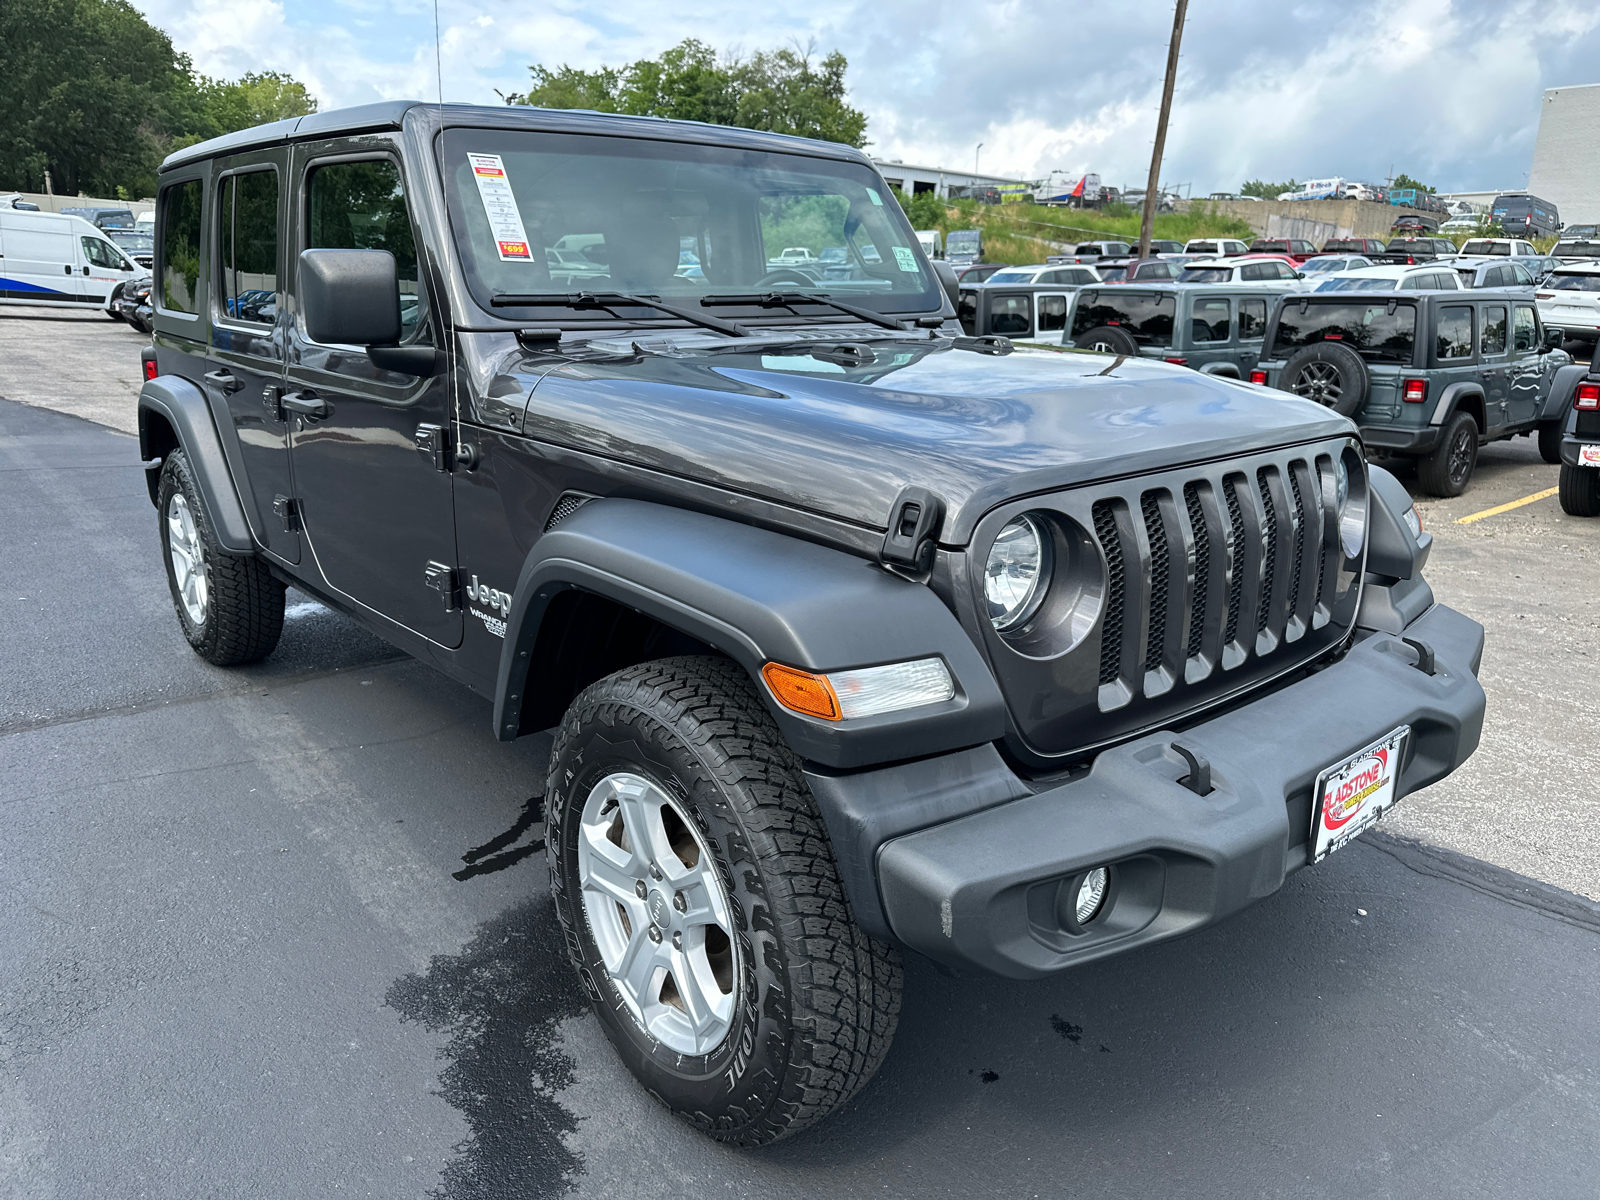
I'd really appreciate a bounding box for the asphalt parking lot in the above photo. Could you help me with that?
[3,309,1599,1198]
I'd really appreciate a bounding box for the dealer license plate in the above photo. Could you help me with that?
[1311,726,1409,864]
[1579,444,1600,469]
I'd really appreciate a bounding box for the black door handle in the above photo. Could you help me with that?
[280,391,328,418]
[64,264,72,274]
[82,266,90,276]
[204,369,243,394]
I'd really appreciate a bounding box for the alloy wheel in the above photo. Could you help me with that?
[577,771,738,1056]
[1290,362,1343,405]
[166,492,209,626]
[1449,427,1474,486]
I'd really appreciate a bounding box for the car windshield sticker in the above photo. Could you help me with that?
[867,188,883,206]
[893,246,919,273]
[468,153,532,262]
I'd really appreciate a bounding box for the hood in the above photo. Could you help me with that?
[505,337,1354,543]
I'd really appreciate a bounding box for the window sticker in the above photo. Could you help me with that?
[468,153,532,261]
[867,188,884,206]
[893,246,919,273]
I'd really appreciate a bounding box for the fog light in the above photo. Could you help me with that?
[1075,867,1109,924]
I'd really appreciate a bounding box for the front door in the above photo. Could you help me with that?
[205,153,297,563]
[284,144,460,647]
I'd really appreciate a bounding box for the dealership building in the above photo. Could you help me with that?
[1527,82,1600,227]
[870,160,1028,198]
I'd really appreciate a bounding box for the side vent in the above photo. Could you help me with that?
[544,492,596,532]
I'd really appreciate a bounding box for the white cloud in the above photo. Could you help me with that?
[129,0,1600,191]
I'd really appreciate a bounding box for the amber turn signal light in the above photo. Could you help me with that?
[761,663,841,721]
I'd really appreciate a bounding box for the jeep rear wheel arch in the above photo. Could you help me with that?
[492,499,1008,769]
[138,377,254,553]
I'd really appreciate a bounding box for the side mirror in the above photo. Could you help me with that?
[1543,326,1564,350]
[300,249,401,346]
[933,261,960,308]
[1294,271,1306,279]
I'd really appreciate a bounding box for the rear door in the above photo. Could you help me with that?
[206,150,297,563]
[1477,303,1510,427]
[284,140,460,646]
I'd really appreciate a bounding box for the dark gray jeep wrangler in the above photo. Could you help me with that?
[137,101,1487,1145]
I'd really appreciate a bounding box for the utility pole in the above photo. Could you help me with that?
[975,143,984,176]
[1138,0,1188,260]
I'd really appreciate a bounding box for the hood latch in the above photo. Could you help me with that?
[881,486,945,574]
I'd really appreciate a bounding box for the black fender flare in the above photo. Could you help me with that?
[492,498,1008,770]
[1199,362,1241,378]
[1428,382,1486,429]
[137,376,255,553]
[1540,363,1590,424]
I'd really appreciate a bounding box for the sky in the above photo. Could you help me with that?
[128,0,1600,195]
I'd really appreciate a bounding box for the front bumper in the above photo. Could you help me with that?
[870,603,1485,979]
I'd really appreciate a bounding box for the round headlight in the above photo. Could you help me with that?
[985,514,1052,631]
[1334,449,1366,557]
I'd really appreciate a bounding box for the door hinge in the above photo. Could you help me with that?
[880,486,945,573]
[415,423,450,472]
[424,561,461,611]
[272,494,300,533]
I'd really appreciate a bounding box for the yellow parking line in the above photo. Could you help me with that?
[1455,486,1559,524]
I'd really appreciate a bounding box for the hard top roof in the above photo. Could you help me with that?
[160,101,873,174]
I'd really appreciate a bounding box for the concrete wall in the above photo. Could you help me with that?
[1528,83,1600,227]
[5,192,155,217]
[1179,197,1423,240]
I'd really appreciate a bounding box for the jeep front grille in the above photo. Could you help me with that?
[971,439,1365,761]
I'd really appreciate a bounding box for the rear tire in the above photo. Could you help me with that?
[547,656,902,1146]
[1559,461,1600,516]
[157,449,285,665]
[1537,423,1563,465]
[1417,412,1479,497]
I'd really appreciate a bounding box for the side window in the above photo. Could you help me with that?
[306,159,422,339]
[1239,263,1266,282]
[988,293,1031,335]
[1481,305,1507,355]
[1275,263,1298,280]
[1037,294,1069,332]
[1511,264,1534,286]
[1191,299,1230,342]
[81,237,123,269]
[1436,306,1473,360]
[159,179,203,314]
[1512,306,1537,352]
[1238,298,1267,339]
[218,170,279,325]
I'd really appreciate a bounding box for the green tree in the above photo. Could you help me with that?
[506,39,868,148]
[0,0,316,197]
[1391,173,1435,194]
[1241,179,1297,199]
[891,187,946,230]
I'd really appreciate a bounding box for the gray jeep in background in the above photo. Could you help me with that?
[1253,290,1581,495]
[136,100,1487,1146]
[1065,283,1292,378]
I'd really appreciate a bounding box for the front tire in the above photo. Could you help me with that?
[547,656,902,1146]
[157,449,285,665]
[1559,461,1600,516]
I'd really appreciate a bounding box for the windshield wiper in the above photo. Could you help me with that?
[700,291,909,331]
[490,291,751,337]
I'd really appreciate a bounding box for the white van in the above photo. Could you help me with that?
[0,209,144,314]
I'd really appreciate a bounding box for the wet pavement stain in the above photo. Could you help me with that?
[387,895,589,1199]
[1050,1014,1083,1044]
[980,1070,1000,1084]
[453,795,546,881]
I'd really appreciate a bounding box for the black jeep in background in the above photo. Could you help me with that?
[137,101,1487,1146]
[1253,291,1581,495]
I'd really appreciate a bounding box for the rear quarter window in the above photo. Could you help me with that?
[159,179,204,314]
[1435,306,1473,359]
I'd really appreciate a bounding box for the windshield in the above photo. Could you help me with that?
[440,129,940,320]
[986,270,1036,283]
[1300,258,1346,272]
[1554,242,1600,258]
[1315,277,1397,292]
[1273,300,1416,362]
[108,231,154,252]
[1180,267,1231,283]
